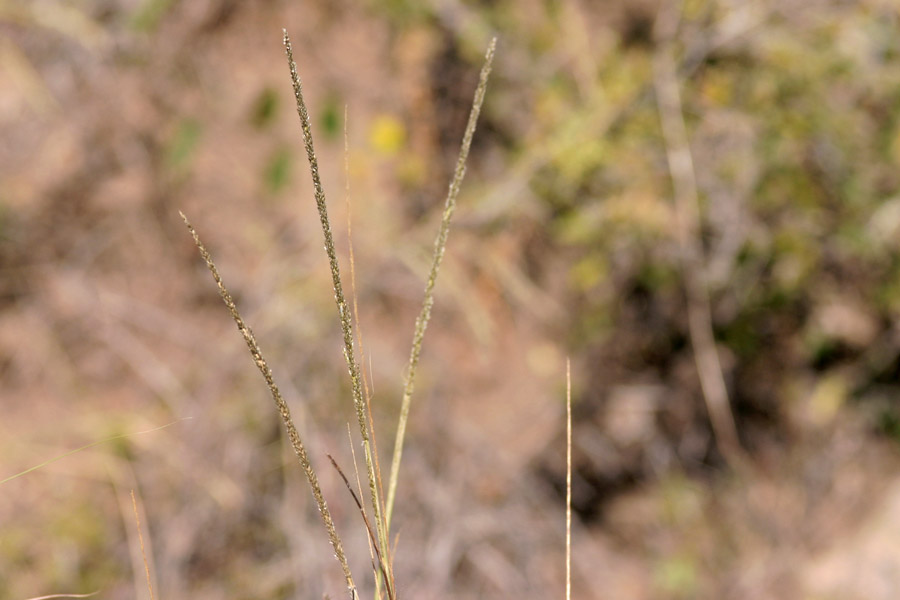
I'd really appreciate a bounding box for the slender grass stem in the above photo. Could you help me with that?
[282,30,391,588]
[344,107,392,600]
[0,419,188,486]
[385,37,497,531]
[130,490,155,600]
[566,359,572,600]
[328,455,396,600]
[343,105,387,522]
[180,212,357,598]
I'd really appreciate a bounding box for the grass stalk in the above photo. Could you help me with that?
[130,489,155,600]
[566,359,572,600]
[179,212,358,598]
[282,30,391,588]
[23,595,99,600]
[0,419,188,486]
[328,455,396,600]
[344,106,392,600]
[180,30,497,599]
[384,37,497,532]
[343,105,387,523]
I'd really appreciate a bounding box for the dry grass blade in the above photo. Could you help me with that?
[130,489,155,600]
[24,594,99,600]
[179,211,357,598]
[385,36,498,531]
[566,359,572,600]
[282,31,391,577]
[328,454,396,600]
[343,105,388,530]
[343,116,392,598]
[0,419,188,486]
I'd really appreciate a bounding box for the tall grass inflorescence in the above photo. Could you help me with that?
[182,30,496,599]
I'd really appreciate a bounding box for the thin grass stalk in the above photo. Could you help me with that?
[343,105,387,521]
[565,359,572,600]
[385,37,497,531]
[328,455,397,600]
[180,212,357,598]
[23,594,99,600]
[344,107,392,600]
[282,30,391,583]
[345,425,377,583]
[130,490,155,600]
[0,420,186,486]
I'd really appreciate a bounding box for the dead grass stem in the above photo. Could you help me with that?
[130,489,155,600]
[566,359,572,600]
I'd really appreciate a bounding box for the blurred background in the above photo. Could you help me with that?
[4,0,900,598]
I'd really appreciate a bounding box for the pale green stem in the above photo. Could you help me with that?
[385,37,497,532]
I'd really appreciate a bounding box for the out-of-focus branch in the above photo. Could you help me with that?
[652,3,744,467]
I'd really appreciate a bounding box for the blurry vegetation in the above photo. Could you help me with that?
[310,0,900,537]
[317,94,342,140]
[263,146,292,194]
[130,0,177,32]
[368,114,406,156]
[249,87,280,129]
[418,0,900,488]
[164,117,203,175]
[5,0,900,598]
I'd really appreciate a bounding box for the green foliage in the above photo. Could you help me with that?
[250,87,280,129]
[263,146,292,194]
[654,554,699,598]
[318,94,342,140]
[165,117,203,174]
[490,1,900,436]
[130,0,177,32]
[368,0,435,25]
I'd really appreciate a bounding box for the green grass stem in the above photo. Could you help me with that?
[384,37,497,532]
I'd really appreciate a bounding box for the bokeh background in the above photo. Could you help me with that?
[4,0,900,598]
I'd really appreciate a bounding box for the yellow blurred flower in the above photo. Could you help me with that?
[368,114,406,156]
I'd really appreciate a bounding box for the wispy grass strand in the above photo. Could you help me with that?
[179,212,357,598]
[385,37,497,531]
[182,31,496,600]
[282,30,391,587]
